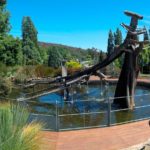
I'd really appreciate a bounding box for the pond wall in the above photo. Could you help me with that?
[89,79,150,88]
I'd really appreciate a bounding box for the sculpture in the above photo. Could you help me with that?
[29,11,147,109]
[65,11,146,109]
[114,11,147,109]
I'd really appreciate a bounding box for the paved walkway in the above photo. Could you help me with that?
[41,120,150,150]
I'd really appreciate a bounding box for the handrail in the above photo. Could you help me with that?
[59,111,107,117]
[1,93,150,131]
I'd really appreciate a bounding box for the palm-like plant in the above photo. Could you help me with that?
[0,103,42,150]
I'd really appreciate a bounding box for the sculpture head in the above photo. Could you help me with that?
[124,10,143,20]
[124,10,143,30]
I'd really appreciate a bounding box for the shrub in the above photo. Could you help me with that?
[0,103,42,150]
[67,68,82,75]
[0,78,12,96]
[0,63,8,77]
[66,60,82,69]
[66,60,82,75]
[34,65,61,77]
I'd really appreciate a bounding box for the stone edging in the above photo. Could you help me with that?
[122,139,150,150]
[89,78,150,88]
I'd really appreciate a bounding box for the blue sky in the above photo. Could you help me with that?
[8,0,150,51]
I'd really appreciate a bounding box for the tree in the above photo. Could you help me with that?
[114,28,122,45]
[143,26,149,41]
[22,17,38,47]
[139,27,149,73]
[0,0,10,35]
[0,36,23,66]
[48,47,62,68]
[99,50,105,63]
[22,17,42,64]
[107,30,114,56]
[56,46,72,61]
[114,28,123,68]
[0,0,23,66]
[149,28,150,40]
[22,38,42,65]
[87,48,99,64]
[38,46,48,64]
[139,45,150,73]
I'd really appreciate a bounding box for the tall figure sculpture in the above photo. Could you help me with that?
[28,11,146,109]
[64,11,146,109]
[114,11,146,109]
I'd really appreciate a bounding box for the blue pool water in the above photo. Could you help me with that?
[26,84,150,131]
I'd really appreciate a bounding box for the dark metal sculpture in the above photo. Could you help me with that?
[62,11,146,109]
[28,11,146,109]
[114,11,146,109]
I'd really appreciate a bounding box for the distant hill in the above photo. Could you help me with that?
[38,41,104,63]
[38,41,90,61]
[38,41,86,51]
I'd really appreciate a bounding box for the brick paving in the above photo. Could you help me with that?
[41,120,150,150]
[40,131,58,150]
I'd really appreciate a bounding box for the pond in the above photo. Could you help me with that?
[19,83,150,131]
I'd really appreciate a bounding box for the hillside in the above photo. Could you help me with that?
[39,41,86,51]
[39,41,103,62]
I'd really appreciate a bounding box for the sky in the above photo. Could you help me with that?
[7,0,150,51]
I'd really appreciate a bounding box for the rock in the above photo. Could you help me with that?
[142,144,150,150]
[122,139,150,150]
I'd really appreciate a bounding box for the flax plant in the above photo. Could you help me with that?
[0,103,42,150]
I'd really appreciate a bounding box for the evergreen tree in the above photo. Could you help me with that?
[0,0,10,35]
[144,26,149,41]
[99,50,105,63]
[149,28,150,41]
[114,28,122,45]
[107,30,114,56]
[22,38,42,65]
[22,17,42,64]
[22,17,38,47]
[114,28,123,68]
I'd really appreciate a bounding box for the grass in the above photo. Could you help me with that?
[0,103,42,150]
[140,74,150,78]
[139,73,150,80]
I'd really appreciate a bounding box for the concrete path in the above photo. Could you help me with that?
[41,120,150,150]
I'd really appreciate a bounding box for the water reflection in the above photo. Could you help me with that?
[26,84,150,114]
[15,84,150,130]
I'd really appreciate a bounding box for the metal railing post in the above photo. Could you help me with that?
[107,97,111,127]
[83,105,85,128]
[56,100,59,131]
